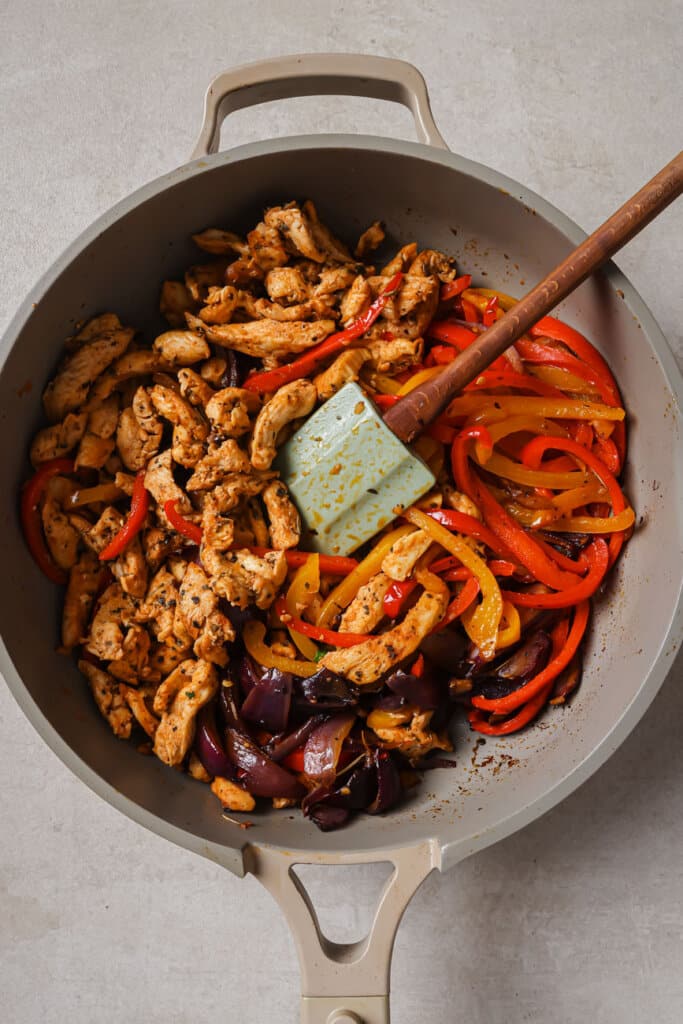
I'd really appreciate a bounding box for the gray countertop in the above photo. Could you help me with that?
[1,2,682,1022]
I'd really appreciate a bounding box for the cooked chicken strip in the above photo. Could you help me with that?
[321,586,447,684]
[314,347,370,400]
[315,265,358,296]
[355,221,385,259]
[84,583,137,662]
[137,566,181,644]
[85,350,174,408]
[79,660,133,739]
[265,266,309,304]
[188,315,336,359]
[30,412,88,467]
[366,336,423,373]
[144,450,192,517]
[152,330,210,365]
[120,683,159,738]
[371,709,452,763]
[108,624,155,686]
[150,639,193,677]
[185,261,229,302]
[264,202,351,264]
[41,493,79,570]
[61,550,101,651]
[198,285,239,326]
[177,367,216,408]
[188,752,212,782]
[187,439,252,491]
[178,562,234,666]
[339,275,372,325]
[67,313,122,350]
[153,659,219,767]
[261,480,301,550]
[250,379,317,470]
[43,326,133,422]
[381,242,418,278]
[84,506,124,554]
[211,777,256,812]
[381,529,432,582]
[201,545,287,609]
[74,433,115,470]
[247,296,337,323]
[245,497,269,547]
[205,387,261,438]
[408,249,457,282]
[338,572,391,633]
[191,228,248,256]
[149,385,208,467]
[116,386,163,471]
[112,534,148,599]
[160,280,195,327]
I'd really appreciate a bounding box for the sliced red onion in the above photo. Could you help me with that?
[303,711,356,785]
[219,680,246,731]
[196,704,235,779]
[267,715,326,763]
[307,804,350,831]
[239,656,261,697]
[241,668,292,734]
[226,728,304,799]
[385,666,442,709]
[366,749,402,815]
[420,626,467,672]
[296,668,359,709]
[473,630,552,700]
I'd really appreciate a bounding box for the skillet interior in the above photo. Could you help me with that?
[1,137,681,871]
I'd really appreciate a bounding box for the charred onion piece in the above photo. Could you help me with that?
[226,728,304,799]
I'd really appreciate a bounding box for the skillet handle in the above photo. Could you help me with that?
[190,53,449,159]
[247,840,440,1024]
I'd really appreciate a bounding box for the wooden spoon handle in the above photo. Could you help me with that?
[383,150,683,444]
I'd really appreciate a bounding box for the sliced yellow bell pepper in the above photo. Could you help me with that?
[477,451,590,489]
[496,600,521,650]
[403,506,502,661]
[528,365,601,395]
[396,365,443,395]
[544,507,635,533]
[463,287,518,312]
[285,554,320,661]
[316,524,415,627]
[447,395,625,422]
[551,483,608,513]
[243,620,319,678]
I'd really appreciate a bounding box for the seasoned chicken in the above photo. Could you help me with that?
[265,202,351,263]
[108,624,155,686]
[205,387,261,438]
[142,526,182,571]
[160,280,195,327]
[370,709,452,763]
[185,261,229,302]
[153,659,219,767]
[366,336,423,373]
[191,228,248,256]
[84,506,124,554]
[355,221,385,259]
[84,582,137,662]
[85,350,174,409]
[41,493,79,570]
[211,777,256,812]
[43,325,133,421]
[408,249,457,282]
[61,550,102,651]
[144,450,192,518]
[189,315,336,359]
[245,497,270,547]
[152,330,210,365]
[338,572,391,633]
[74,394,120,469]
[79,660,133,739]
[381,242,418,277]
[177,367,216,408]
[443,486,482,520]
[339,275,372,325]
[314,347,370,400]
[116,386,163,472]
[247,295,337,323]
[67,313,123,350]
[112,534,148,598]
[265,266,309,304]
[178,562,234,666]
[30,412,88,467]
[149,385,208,467]
[261,480,301,550]
[321,586,447,684]
[201,546,287,609]
[137,566,182,644]
[120,683,159,738]
[381,529,432,581]
[198,285,239,325]
[188,752,212,782]
[250,379,317,470]
[150,639,192,677]
[315,265,358,296]
[187,438,252,491]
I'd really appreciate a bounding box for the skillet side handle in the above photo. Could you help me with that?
[191,53,449,159]
[247,841,440,1024]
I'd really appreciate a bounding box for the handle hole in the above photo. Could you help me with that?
[218,94,418,152]
[292,862,394,946]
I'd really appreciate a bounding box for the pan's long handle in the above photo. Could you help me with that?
[190,53,449,159]
[247,840,440,1024]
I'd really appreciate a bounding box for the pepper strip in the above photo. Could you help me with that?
[20,457,75,584]
[520,436,631,564]
[99,470,149,561]
[164,500,203,545]
[249,547,358,576]
[446,395,625,423]
[284,554,320,661]
[383,579,418,618]
[543,507,635,534]
[451,428,581,591]
[244,272,403,393]
[276,597,372,648]
[432,576,480,632]
[502,539,608,609]
[403,506,503,660]
[440,274,472,301]
[243,620,318,678]
[316,524,414,627]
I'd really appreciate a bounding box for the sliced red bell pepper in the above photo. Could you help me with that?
[244,272,403,393]
[274,597,371,647]
[432,576,480,633]
[482,295,499,327]
[440,274,472,302]
[249,547,358,576]
[502,538,608,608]
[411,653,425,677]
[99,471,149,561]
[282,746,306,772]
[164,500,203,545]
[461,298,480,323]
[20,457,75,584]
[383,579,418,618]
[372,393,399,409]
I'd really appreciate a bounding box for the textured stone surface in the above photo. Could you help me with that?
[1,2,682,1022]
